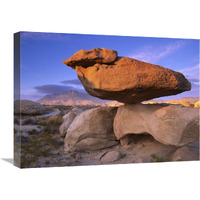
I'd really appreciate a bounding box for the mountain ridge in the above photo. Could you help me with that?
[37,90,199,106]
[37,90,121,106]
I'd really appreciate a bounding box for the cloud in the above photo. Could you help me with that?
[34,84,84,95]
[129,41,185,63]
[179,64,200,73]
[180,64,200,88]
[61,79,82,85]
[187,77,199,84]
[20,94,44,101]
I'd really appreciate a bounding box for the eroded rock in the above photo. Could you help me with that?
[64,107,119,151]
[59,108,83,137]
[63,47,118,68]
[171,146,199,161]
[100,150,122,164]
[76,57,191,103]
[14,100,45,115]
[113,104,199,146]
[63,48,191,103]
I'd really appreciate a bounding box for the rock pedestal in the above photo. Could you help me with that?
[63,48,198,162]
[113,103,199,146]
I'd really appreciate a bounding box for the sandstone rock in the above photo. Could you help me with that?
[59,108,83,137]
[194,100,200,108]
[64,107,118,151]
[14,100,45,115]
[100,150,122,164]
[113,104,199,146]
[75,57,191,103]
[171,146,199,161]
[63,47,118,68]
[63,47,191,103]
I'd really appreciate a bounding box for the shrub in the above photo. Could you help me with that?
[43,116,63,134]
[150,154,169,162]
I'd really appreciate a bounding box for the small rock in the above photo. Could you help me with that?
[74,138,118,151]
[100,150,122,164]
[171,146,199,161]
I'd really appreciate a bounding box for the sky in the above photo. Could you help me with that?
[17,31,199,101]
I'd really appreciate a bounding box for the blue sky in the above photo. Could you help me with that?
[19,31,199,101]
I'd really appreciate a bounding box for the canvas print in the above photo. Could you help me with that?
[14,32,199,168]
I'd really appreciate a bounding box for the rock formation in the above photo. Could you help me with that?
[14,100,46,115]
[113,103,199,146]
[61,48,199,164]
[64,107,119,151]
[100,150,122,164]
[171,146,199,161]
[63,48,191,104]
[63,47,118,68]
[59,108,83,137]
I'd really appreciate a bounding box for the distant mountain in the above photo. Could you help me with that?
[37,90,121,106]
[37,90,199,106]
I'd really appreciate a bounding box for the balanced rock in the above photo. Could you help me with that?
[113,104,199,146]
[59,108,83,137]
[63,47,118,68]
[63,48,191,103]
[64,107,119,151]
[14,100,45,115]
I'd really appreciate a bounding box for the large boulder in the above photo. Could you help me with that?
[59,108,83,137]
[14,100,45,115]
[64,107,119,151]
[113,104,199,146]
[63,48,191,103]
[63,47,118,68]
